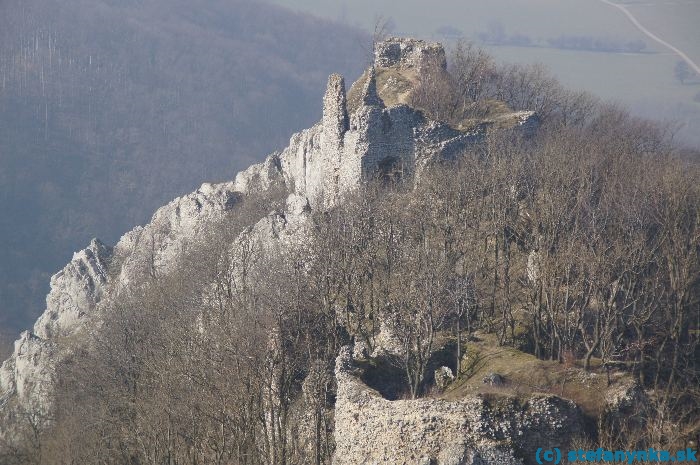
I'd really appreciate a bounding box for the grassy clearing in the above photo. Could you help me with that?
[440,331,630,418]
[347,66,418,113]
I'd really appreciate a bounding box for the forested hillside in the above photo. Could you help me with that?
[2,38,697,464]
[0,0,366,349]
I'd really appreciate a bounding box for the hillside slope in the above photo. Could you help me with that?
[1,37,697,465]
[0,0,366,347]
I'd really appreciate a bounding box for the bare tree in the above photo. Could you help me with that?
[675,60,694,84]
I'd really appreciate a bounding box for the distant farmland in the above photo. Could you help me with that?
[271,0,700,147]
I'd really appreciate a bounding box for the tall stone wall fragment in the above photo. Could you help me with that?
[333,346,583,465]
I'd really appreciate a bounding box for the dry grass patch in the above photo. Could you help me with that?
[347,66,418,113]
[441,331,631,418]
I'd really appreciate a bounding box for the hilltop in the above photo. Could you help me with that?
[1,37,698,465]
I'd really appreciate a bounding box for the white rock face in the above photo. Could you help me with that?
[232,38,485,210]
[233,153,283,193]
[112,181,242,287]
[0,182,244,440]
[33,239,112,339]
[1,238,112,424]
[4,332,55,404]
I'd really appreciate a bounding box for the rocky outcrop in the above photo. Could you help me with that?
[0,239,112,422]
[232,37,485,209]
[434,366,455,391]
[599,379,649,442]
[33,239,112,340]
[603,379,647,414]
[0,182,243,440]
[323,74,350,145]
[0,37,540,445]
[233,154,283,193]
[111,181,242,287]
[334,346,583,465]
[0,332,54,410]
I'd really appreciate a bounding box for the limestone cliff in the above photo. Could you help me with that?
[0,37,540,447]
[235,37,495,209]
[0,239,111,424]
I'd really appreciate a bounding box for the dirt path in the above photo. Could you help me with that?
[599,0,700,75]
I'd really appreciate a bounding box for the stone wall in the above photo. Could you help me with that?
[375,37,447,71]
[234,38,485,209]
[333,346,583,465]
